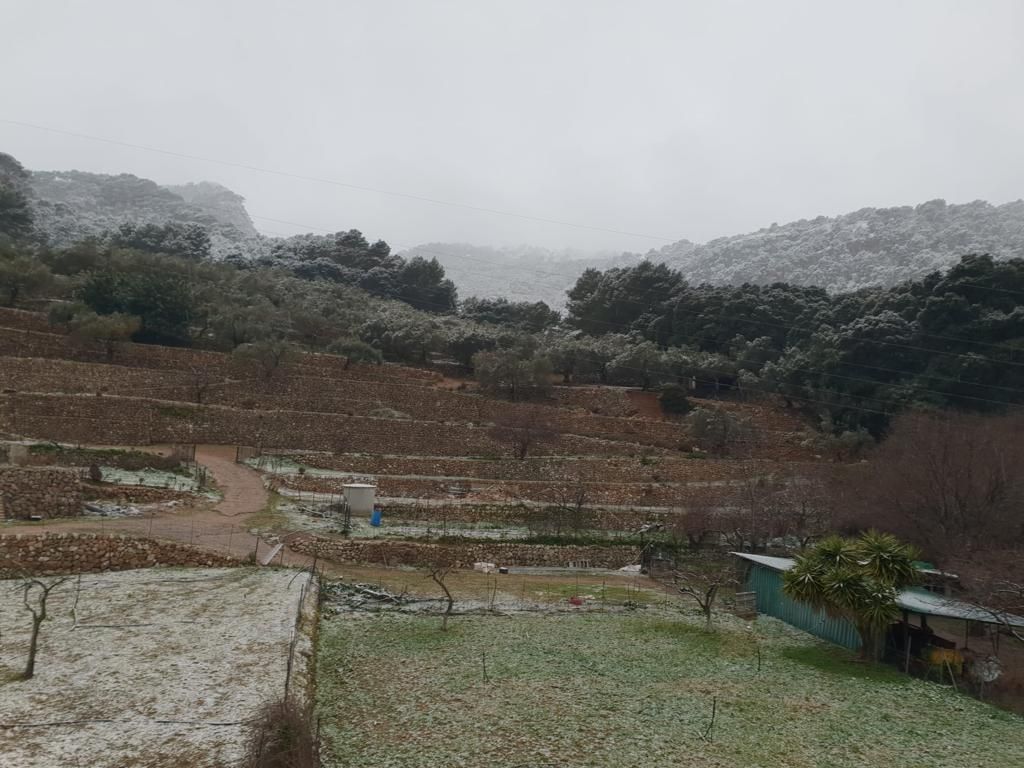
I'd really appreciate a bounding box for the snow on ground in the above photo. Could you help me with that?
[98,466,200,490]
[0,567,310,768]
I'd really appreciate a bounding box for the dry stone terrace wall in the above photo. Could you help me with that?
[0,355,691,450]
[0,324,436,385]
[0,307,53,333]
[290,534,639,569]
[550,386,641,417]
[0,312,811,457]
[82,483,198,505]
[292,453,818,485]
[279,473,730,507]
[0,533,240,576]
[0,393,654,458]
[0,357,813,459]
[0,467,82,519]
[380,501,682,531]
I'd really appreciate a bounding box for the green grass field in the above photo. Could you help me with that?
[317,609,1023,767]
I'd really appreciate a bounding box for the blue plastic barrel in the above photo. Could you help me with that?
[370,508,382,527]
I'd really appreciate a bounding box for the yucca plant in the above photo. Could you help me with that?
[783,531,917,660]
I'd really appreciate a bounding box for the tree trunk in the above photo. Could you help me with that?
[24,615,43,679]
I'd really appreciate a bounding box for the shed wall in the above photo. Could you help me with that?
[745,563,862,650]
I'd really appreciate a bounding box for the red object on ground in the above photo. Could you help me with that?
[569,596,584,606]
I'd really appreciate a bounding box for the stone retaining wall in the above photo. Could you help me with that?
[277,473,728,507]
[82,483,198,505]
[550,386,641,417]
[292,453,816,485]
[0,307,52,333]
[0,533,240,576]
[290,534,639,569]
[0,324,437,385]
[0,356,694,451]
[379,501,679,531]
[0,393,653,458]
[0,467,82,519]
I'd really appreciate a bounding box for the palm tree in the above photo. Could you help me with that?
[783,531,918,660]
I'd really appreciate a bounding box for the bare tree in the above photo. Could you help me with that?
[953,551,1024,644]
[718,476,792,553]
[838,412,1024,563]
[673,564,736,631]
[430,565,455,631]
[21,576,70,679]
[775,470,833,550]
[187,365,221,405]
[831,412,1024,633]
[530,483,594,537]
[487,409,555,461]
[670,505,718,550]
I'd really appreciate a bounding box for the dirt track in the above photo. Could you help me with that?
[195,444,268,517]
[0,444,316,567]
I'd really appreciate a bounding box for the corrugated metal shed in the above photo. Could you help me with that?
[737,554,862,650]
[733,552,1024,637]
[898,588,1024,628]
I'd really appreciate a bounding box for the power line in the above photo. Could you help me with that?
[8,123,1024,414]
[11,117,1024,364]
[0,118,678,243]
[247,213,1024,368]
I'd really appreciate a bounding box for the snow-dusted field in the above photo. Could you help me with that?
[0,567,311,768]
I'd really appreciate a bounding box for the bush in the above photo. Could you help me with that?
[242,697,317,768]
[658,384,692,414]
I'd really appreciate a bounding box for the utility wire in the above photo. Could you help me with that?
[247,212,1024,367]
[0,119,677,242]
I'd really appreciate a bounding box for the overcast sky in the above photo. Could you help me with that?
[2,0,1023,253]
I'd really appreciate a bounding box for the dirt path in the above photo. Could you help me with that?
[195,444,269,517]
[1,444,318,567]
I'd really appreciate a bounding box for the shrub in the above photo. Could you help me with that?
[658,384,692,414]
[242,697,317,768]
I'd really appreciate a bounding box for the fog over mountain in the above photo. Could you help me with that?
[3,2,1024,254]
[27,169,258,258]
[398,243,632,309]
[652,199,1024,293]
[411,198,1024,303]
[15,155,1024,303]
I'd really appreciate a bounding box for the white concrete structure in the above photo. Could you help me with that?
[342,483,376,515]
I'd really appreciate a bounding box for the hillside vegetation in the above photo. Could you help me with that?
[4,150,1024,439]
[28,169,259,258]
[655,198,1024,291]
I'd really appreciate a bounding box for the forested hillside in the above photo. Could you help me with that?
[4,149,1024,447]
[20,161,259,258]
[561,256,1024,435]
[654,199,1024,291]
